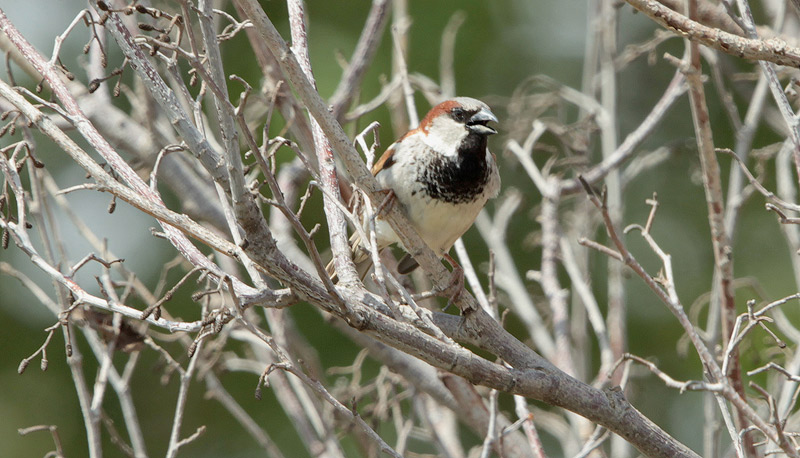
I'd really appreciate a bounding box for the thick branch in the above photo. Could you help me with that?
[624,0,800,68]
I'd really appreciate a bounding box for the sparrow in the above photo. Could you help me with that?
[329,97,500,281]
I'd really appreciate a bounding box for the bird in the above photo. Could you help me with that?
[328,96,500,283]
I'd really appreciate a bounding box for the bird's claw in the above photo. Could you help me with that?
[435,253,466,309]
[374,189,396,216]
[410,267,464,309]
[408,254,467,309]
[440,264,465,309]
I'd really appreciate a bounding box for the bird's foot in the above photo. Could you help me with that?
[374,189,396,216]
[439,253,465,309]
[409,254,466,309]
[438,268,465,311]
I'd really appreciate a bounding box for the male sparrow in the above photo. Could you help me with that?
[330,97,500,281]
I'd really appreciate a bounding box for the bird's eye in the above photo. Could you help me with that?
[451,107,467,122]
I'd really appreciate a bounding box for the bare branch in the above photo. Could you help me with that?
[623,0,800,68]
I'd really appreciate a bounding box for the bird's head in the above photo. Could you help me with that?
[418,97,498,158]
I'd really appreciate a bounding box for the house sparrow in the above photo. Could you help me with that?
[329,97,500,281]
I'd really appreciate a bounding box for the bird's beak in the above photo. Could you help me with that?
[467,107,498,136]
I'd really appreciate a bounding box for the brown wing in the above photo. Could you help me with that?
[371,125,423,176]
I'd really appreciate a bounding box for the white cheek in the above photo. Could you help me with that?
[422,121,467,158]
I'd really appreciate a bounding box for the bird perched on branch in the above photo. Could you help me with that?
[328,97,500,283]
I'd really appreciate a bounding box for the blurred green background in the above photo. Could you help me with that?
[2,0,797,456]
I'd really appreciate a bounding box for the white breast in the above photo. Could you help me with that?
[369,138,500,257]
